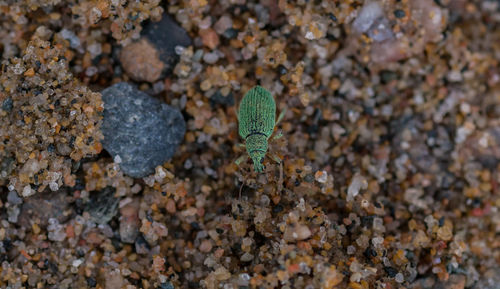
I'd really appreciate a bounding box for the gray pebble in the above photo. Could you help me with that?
[7,191,22,205]
[85,187,119,225]
[142,14,192,74]
[101,82,186,177]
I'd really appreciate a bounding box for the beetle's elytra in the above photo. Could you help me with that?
[237,86,278,172]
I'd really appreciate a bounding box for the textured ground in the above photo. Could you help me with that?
[0,1,499,288]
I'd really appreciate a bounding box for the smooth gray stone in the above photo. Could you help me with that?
[101,82,185,177]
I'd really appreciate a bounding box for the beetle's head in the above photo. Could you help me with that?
[250,150,266,173]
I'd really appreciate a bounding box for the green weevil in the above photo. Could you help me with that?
[236,85,285,172]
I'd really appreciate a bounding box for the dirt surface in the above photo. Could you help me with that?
[0,1,499,288]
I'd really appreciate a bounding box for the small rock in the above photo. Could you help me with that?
[119,200,140,243]
[158,282,174,289]
[120,14,191,82]
[314,170,328,183]
[447,275,466,289]
[86,277,97,287]
[284,224,312,242]
[2,97,13,112]
[7,191,22,205]
[203,51,219,64]
[59,28,81,49]
[353,2,384,33]
[152,255,166,273]
[86,230,104,245]
[19,189,71,227]
[199,239,213,253]
[370,39,408,63]
[347,174,367,202]
[352,1,394,43]
[394,9,406,18]
[120,39,165,83]
[410,0,445,42]
[7,206,20,223]
[472,268,500,289]
[141,220,169,245]
[437,225,453,241]
[101,82,186,178]
[143,14,192,69]
[200,28,219,49]
[166,199,176,213]
[384,266,398,278]
[213,267,231,281]
[240,252,254,262]
[105,269,125,289]
[458,127,500,169]
[222,28,238,39]
[322,266,344,287]
[22,185,34,197]
[85,187,119,224]
[214,15,232,34]
[395,273,405,283]
[367,17,394,42]
[434,274,466,289]
[209,90,235,108]
[72,259,83,268]
[0,156,14,183]
[135,235,150,255]
[47,218,66,242]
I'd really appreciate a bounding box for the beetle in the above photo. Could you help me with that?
[236,85,285,172]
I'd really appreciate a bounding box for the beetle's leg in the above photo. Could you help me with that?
[235,154,248,166]
[235,143,246,154]
[235,98,240,121]
[268,152,282,164]
[271,129,283,141]
[275,106,287,126]
[239,182,244,199]
[277,161,283,194]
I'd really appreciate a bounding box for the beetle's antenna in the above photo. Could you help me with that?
[239,181,244,199]
[235,94,241,122]
[278,161,284,194]
[276,105,287,127]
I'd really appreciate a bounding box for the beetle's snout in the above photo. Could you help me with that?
[250,150,266,172]
[253,161,264,172]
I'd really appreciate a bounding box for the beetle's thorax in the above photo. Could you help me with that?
[245,133,268,153]
[245,133,268,172]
